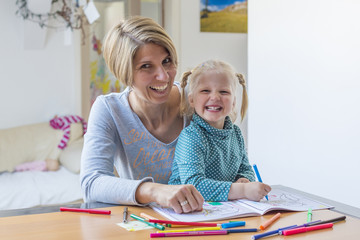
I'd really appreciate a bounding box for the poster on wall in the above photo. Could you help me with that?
[200,0,247,33]
[89,1,126,106]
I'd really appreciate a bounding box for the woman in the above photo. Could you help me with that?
[80,16,204,214]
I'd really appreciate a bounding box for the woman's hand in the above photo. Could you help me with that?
[136,182,204,214]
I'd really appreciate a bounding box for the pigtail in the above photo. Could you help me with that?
[180,71,192,116]
[236,73,248,121]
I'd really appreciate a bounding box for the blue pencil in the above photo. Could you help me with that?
[252,164,268,200]
[252,225,298,240]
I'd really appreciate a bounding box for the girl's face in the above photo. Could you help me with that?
[189,71,235,129]
[132,43,177,105]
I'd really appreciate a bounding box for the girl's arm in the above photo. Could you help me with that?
[173,131,232,202]
[234,125,256,182]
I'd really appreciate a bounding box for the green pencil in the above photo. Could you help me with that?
[130,214,165,230]
[307,208,312,222]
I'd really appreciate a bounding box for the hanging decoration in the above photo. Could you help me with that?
[15,0,88,42]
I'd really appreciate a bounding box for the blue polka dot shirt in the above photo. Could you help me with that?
[168,113,255,201]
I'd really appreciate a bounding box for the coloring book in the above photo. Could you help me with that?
[151,187,334,222]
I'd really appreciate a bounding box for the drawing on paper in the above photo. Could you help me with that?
[151,188,333,222]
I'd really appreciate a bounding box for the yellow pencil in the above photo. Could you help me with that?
[157,226,221,233]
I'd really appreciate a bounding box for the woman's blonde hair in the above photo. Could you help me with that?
[180,60,248,122]
[102,16,178,87]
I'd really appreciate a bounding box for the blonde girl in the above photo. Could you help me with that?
[169,60,271,202]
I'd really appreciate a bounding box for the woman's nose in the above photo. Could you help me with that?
[155,66,169,81]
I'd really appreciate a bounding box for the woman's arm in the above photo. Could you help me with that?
[80,96,204,212]
[80,97,153,205]
[135,182,204,214]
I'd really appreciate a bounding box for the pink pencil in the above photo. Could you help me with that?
[60,207,111,215]
[151,230,227,238]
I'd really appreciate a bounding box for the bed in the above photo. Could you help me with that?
[0,120,85,210]
[0,166,82,210]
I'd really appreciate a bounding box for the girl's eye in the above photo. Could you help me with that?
[200,89,210,93]
[220,91,230,94]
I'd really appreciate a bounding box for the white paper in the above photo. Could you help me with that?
[151,188,334,222]
[83,1,100,24]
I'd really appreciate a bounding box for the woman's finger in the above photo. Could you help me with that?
[181,187,197,213]
[191,188,204,211]
[169,197,183,214]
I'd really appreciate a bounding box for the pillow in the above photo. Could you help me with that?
[0,123,63,172]
[67,122,85,145]
[59,138,83,173]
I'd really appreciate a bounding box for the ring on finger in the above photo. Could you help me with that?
[180,200,188,207]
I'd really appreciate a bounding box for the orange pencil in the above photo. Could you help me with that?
[260,213,281,230]
[167,225,195,228]
[140,212,158,220]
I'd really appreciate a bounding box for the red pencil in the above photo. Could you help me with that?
[60,207,111,215]
[282,223,333,236]
[148,219,218,227]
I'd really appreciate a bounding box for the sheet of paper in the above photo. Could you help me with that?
[83,1,100,24]
[151,188,333,222]
[239,188,333,212]
[152,200,257,222]
[117,220,154,231]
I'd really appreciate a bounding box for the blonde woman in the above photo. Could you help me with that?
[80,16,203,214]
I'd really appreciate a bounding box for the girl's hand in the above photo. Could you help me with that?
[228,182,271,201]
[243,182,271,201]
[136,182,204,214]
[235,178,250,183]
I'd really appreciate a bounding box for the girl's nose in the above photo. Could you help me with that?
[209,92,220,100]
[155,66,169,81]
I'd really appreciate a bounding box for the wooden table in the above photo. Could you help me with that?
[0,205,359,240]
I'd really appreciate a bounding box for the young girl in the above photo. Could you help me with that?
[169,60,271,202]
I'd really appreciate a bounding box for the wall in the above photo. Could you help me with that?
[164,0,249,139]
[248,0,360,208]
[0,2,81,129]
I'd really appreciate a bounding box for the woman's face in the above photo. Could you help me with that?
[132,43,177,105]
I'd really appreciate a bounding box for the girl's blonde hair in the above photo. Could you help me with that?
[180,60,248,122]
[102,16,178,87]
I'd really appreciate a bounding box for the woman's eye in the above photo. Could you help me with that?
[140,64,151,69]
[163,57,172,65]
